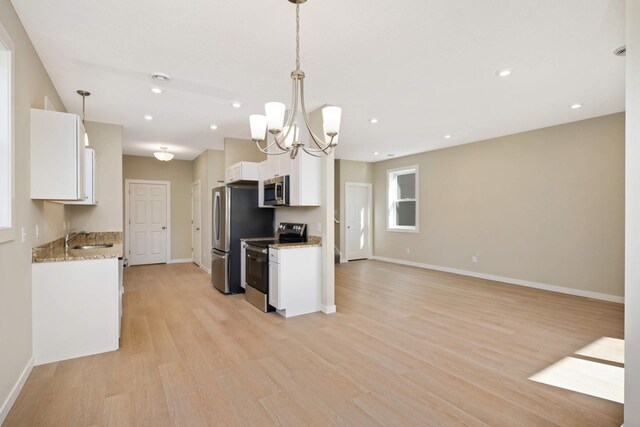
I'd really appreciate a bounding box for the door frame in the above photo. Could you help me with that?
[191,179,202,267]
[344,182,373,261]
[124,179,171,265]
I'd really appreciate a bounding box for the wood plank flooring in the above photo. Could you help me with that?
[4,260,624,426]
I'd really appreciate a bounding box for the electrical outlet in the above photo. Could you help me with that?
[63,221,67,231]
[35,225,39,239]
[21,227,27,244]
[317,222,322,233]
[406,248,411,255]
[472,256,477,263]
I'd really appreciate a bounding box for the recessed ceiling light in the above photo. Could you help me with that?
[210,124,219,130]
[369,118,379,124]
[570,103,582,110]
[496,69,512,77]
[151,72,171,82]
[373,152,379,155]
[231,102,242,109]
[444,134,452,139]
[151,87,163,94]
[144,114,153,120]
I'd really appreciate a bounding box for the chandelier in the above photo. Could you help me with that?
[249,0,342,159]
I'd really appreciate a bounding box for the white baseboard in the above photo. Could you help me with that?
[0,356,34,425]
[169,259,194,264]
[321,304,337,314]
[200,264,211,274]
[372,256,624,304]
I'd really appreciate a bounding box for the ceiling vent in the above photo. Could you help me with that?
[614,45,626,57]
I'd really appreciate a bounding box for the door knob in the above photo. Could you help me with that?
[162,226,166,230]
[196,228,200,231]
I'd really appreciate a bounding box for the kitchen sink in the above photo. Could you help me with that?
[73,243,114,250]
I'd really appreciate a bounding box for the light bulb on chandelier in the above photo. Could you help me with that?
[248,0,342,159]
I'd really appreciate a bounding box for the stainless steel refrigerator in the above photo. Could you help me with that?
[211,185,274,294]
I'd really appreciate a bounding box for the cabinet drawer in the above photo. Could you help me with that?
[269,249,280,263]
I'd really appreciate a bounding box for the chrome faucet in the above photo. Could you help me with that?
[65,231,87,252]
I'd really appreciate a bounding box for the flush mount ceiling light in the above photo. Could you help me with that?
[210,124,219,130]
[570,103,582,110]
[231,102,242,109]
[144,114,154,120]
[151,87,163,94]
[249,0,342,160]
[151,72,171,82]
[154,147,174,161]
[496,69,512,77]
[77,90,91,147]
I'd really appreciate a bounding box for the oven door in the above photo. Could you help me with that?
[245,246,269,294]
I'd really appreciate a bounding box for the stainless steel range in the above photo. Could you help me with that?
[244,223,307,312]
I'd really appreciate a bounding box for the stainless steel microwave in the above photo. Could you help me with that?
[263,176,290,206]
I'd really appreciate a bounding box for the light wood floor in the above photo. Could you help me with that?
[5,260,624,426]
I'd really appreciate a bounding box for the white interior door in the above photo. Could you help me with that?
[192,181,201,266]
[129,183,167,265]
[346,183,372,261]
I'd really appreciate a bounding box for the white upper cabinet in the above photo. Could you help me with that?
[225,161,259,183]
[264,149,320,207]
[30,109,86,200]
[64,148,97,205]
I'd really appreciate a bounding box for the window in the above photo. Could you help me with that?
[387,165,418,232]
[0,23,14,244]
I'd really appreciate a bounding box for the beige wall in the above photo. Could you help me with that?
[0,0,67,420]
[122,155,193,261]
[373,113,625,298]
[68,121,123,232]
[224,137,266,168]
[335,159,374,260]
[626,0,640,421]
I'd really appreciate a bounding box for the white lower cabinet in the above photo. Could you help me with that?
[32,258,121,365]
[268,246,321,317]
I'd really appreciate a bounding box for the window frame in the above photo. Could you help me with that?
[387,165,419,233]
[0,22,15,244]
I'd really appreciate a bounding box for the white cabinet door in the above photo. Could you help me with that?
[289,149,320,206]
[64,148,97,205]
[30,109,86,200]
[129,183,168,265]
[269,260,281,309]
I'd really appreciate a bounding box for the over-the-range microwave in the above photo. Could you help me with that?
[263,175,290,206]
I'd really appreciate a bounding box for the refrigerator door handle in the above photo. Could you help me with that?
[213,192,221,246]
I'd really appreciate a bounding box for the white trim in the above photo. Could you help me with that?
[0,356,33,425]
[386,165,419,233]
[200,264,211,274]
[191,179,202,267]
[344,182,373,261]
[124,179,171,265]
[321,304,337,314]
[372,256,625,304]
[169,258,193,264]
[0,21,15,244]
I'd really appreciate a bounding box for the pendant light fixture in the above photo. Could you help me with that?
[154,147,174,162]
[249,0,342,159]
[77,90,91,147]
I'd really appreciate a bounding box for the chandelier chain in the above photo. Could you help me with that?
[295,4,301,71]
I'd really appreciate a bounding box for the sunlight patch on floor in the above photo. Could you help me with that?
[575,337,624,365]
[529,337,624,404]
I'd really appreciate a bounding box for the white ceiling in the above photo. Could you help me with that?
[11,0,626,162]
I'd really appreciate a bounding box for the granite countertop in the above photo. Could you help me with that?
[32,232,123,263]
[241,237,277,242]
[269,236,322,250]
